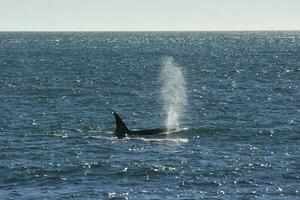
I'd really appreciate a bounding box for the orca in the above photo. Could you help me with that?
[113,112,175,138]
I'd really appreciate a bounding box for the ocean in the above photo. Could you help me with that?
[0,32,299,199]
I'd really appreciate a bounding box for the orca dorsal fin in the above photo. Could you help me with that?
[113,112,129,138]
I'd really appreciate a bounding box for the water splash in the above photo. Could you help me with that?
[160,57,187,131]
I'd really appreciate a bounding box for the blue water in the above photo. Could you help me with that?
[0,32,299,199]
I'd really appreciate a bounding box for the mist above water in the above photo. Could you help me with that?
[160,57,187,131]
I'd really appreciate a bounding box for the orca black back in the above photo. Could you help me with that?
[113,112,174,138]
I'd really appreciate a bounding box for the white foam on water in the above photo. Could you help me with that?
[92,130,189,143]
[91,134,188,144]
[160,57,187,131]
[128,137,189,144]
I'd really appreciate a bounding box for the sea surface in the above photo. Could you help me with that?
[0,32,299,199]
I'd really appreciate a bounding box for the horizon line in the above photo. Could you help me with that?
[1,29,300,33]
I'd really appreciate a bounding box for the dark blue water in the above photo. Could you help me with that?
[0,32,299,199]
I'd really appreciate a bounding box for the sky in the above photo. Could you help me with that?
[0,0,299,31]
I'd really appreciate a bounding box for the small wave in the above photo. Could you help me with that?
[87,135,116,141]
[188,127,230,134]
[52,133,69,138]
[105,131,114,134]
